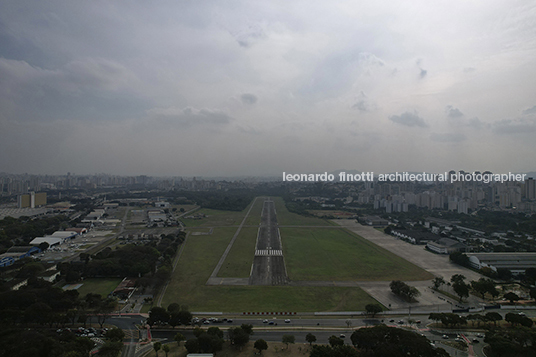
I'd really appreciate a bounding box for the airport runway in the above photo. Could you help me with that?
[249,199,289,285]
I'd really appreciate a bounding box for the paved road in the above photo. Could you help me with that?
[249,199,289,285]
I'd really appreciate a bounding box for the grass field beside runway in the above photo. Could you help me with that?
[281,228,434,281]
[162,228,378,311]
[272,197,335,226]
[217,227,258,278]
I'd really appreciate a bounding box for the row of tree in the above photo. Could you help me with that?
[309,325,448,357]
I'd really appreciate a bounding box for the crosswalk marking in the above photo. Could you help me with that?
[255,249,283,256]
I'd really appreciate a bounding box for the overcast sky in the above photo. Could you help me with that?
[1,0,536,177]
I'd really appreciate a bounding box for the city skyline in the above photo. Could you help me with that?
[1,1,536,176]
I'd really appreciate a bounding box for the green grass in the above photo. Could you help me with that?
[218,227,258,278]
[180,208,246,227]
[162,226,378,311]
[76,278,123,298]
[140,304,153,313]
[243,197,264,226]
[281,228,433,281]
[272,197,334,226]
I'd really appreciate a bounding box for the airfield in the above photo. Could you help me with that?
[157,197,484,313]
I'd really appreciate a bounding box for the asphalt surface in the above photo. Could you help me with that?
[249,199,289,285]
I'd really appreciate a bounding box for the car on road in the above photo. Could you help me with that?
[389,319,395,323]
[227,319,233,323]
[442,335,449,339]
[472,339,480,343]
[340,334,345,338]
[268,321,275,325]
[263,319,268,323]
[284,319,291,323]
[397,320,404,324]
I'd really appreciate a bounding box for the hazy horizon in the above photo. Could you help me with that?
[1,1,536,177]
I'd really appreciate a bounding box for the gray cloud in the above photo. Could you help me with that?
[467,117,489,129]
[430,133,466,142]
[492,117,536,134]
[389,111,427,127]
[416,59,427,78]
[446,105,463,118]
[352,91,376,112]
[0,57,143,121]
[240,93,258,105]
[522,105,536,115]
[148,106,233,126]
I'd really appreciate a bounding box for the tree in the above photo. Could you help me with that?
[306,333,317,345]
[153,341,162,356]
[390,280,420,302]
[530,288,536,301]
[98,341,124,357]
[106,328,125,342]
[471,278,496,299]
[228,327,249,350]
[184,339,200,353]
[365,303,383,317]
[193,327,204,338]
[240,323,254,335]
[328,335,344,347]
[254,339,268,354]
[149,306,170,325]
[167,302,181,313]
[197,332,223,353]
[207,327,223,339]
[432,277,446,290]
[504,292,520,304]
[97,297,117,328]
[282,334,295,349]
[162,344,170,357]
[485,312,503,327]
[451,275,469,302]
[350,325,448,356]
[174,332,185,346]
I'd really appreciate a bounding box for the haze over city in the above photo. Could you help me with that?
[1,1,535,177]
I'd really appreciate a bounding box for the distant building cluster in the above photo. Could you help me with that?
[0,172,251,195]
[355,174,536,213]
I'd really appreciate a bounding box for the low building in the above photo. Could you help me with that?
[30,237,63,247]
[65,227,88,234]
[51,231,78,240]
[391,229,441,245]
[427,238,467,254]
[467,252,536,275]
[112,278,137,300]
[359,215,389,227]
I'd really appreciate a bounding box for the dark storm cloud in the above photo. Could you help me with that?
[446,105,463,118]
[148,107,234,126]
[388,111,427,127]
[240,93,258,105]
[430,133,466,142]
